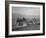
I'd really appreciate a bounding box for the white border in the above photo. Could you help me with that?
[9,4,43,35]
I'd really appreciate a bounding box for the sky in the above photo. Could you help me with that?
[12,7,40,16]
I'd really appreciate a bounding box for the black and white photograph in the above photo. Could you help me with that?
[5,1,45,37]
[12,7,40,31]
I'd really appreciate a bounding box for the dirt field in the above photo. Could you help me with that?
[12,24,40,31]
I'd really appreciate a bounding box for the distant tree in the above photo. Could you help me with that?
[23,17,26,21]
[32,17,37,24]
[33,17,36,22]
